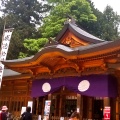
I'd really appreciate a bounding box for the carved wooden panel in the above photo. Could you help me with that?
[60,30,89,48]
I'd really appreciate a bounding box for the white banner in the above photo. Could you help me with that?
[0,63,4,87]
[0,28,14,61]
[0,28,14,88]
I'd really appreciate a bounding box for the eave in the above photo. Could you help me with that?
[2,40,120,67]
[56,23,104,43]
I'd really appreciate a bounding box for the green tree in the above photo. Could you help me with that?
[80,0,104,38]
[18,0,97,58]
[0,0,51,59]
[40,0,97,38]
[102,5,120,41]
[19,38,48,58]
[81,1,120,40]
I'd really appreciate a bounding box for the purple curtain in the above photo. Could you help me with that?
[31,74,118,97]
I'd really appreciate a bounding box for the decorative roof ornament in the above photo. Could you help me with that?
[44,37,58,47]
[64,15,76,25]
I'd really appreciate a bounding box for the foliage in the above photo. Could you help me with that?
[102,5,120,41]
[80,1,120,41]
[1,0,50,26]
[19,38,48,58]
[0,0,51,59]
[80,0,104,38]
[40,0,97,38]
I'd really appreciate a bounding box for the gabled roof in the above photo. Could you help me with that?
[55,23,105,44]
[2,22,120,78]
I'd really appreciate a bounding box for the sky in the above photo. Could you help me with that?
[91,0,120,15]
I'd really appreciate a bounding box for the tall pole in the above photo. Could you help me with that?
[0,14,14,88]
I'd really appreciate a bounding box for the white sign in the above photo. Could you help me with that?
[0,28,14,61]
[44,100,51,116]
[104,106,110,120]
[77,108,80,113]
[21,107,26,115]
[38,115,41,120]
[27,101,33,113]
[60,117,64,120]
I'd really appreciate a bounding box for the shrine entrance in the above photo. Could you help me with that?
[93,99,103,120]
[50,87,77,117]
[32,83,116,120]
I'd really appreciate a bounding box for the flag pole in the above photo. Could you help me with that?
[0,14,6,58]
[0,14,14,88]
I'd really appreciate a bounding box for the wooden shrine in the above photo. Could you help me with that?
[0,20,120,120]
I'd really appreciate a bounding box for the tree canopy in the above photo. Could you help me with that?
[0,0,51,59]
[102,5,120,41]
[40,0,97,38]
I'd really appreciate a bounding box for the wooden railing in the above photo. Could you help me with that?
[11,115,67,120]
[12,115,100,120]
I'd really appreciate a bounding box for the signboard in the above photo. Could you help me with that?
[38,115,42,120]
[0,28,14,88]
[43,100,51,120]
[21,107,26,115]
[77,108,80,113]
[104,106,110,120]
[60,117,64,120]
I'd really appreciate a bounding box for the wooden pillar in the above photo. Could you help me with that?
[54,96,57,116]
[87,97,92,119]
[103,97,110,119]
[48,94,52,100]
[36,97,39,115]
[116,97,119,120]
[42,97,45,115]
[103,97,110,106]
[77,94,81,112]
[81,96,84,119]
[48,94,52,118]
[59,95,62,117]
[77,94,82,119]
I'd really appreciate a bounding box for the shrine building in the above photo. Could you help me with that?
[1,20,120,120]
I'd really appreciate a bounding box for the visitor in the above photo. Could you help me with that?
[1,105,12,120]
[21,106,32,120]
